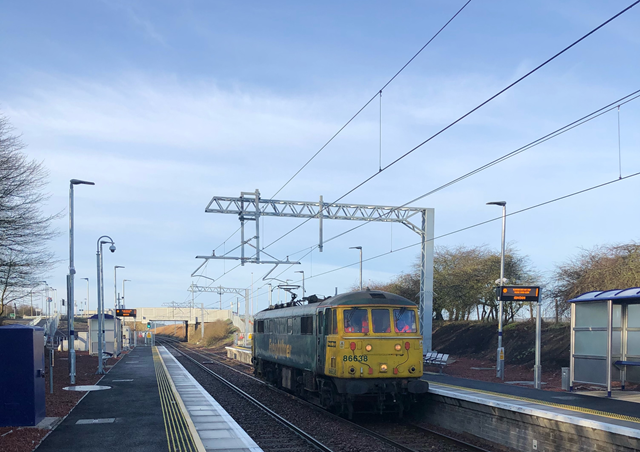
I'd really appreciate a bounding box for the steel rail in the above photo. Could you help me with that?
[159,340,335,452]
[162,339,489,452]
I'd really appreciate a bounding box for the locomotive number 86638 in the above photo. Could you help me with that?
[252,290,429,418]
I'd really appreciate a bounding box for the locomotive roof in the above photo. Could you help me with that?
[255,290,416,319]
[318,290,415,307]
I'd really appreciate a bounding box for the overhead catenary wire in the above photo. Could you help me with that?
[268,0,473,201]
[263,88,640,253]
[261,3,640,251]
[261,88,640,279]
[246,169,640,304]
[329,1,640,206]
[195,88,640,306]
[192,2,640,301]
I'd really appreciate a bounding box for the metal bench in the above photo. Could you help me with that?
[424,351,449,374]
[614,360,640,367]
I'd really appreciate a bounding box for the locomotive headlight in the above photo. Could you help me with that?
[365,344,372,352]
[349,367,356,374]
[380,364,388,373]
[394,344,401,351]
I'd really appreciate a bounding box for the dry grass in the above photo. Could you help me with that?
[153,320,237,347]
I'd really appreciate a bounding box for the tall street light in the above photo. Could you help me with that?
[69,178,94,384]
[81,278,89,316]
[96,236,116,374]
[114,266,125,311]
[295,271,305,297]
[487,200,507,380]
[349,246,363,291]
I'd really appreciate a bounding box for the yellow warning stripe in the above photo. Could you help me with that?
[432,381,640,425]
[153,347,199,452]
[157,347,207,452]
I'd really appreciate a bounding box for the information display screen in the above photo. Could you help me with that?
[116,309,137,317]
[499,286,540,302]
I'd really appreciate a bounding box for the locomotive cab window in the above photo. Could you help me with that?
[287,318,293,334]
[393,308,417,333]
[344,308,369,333]
[256,320,264,333]
[372,309,391,333]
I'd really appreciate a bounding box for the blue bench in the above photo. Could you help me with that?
[614,361,640,367]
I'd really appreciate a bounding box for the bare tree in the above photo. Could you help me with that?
[367,245,539,323]
[0,113,57,318]
[549,242,640,320]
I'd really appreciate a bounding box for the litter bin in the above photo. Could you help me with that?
[0,325,46,426]
[561,367,570,391]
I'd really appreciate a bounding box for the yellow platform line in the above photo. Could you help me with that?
[431,381,640,425]
[153,347,204,452]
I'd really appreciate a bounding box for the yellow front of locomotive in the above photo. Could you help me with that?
[324,304,424,380]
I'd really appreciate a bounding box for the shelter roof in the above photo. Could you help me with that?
[568,287,640,304]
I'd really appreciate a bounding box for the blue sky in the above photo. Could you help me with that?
[1,1,639,316]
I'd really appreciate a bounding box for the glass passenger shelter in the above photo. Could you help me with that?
[568,288,640,396]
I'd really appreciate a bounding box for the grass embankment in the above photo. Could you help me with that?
[154,319,237,347]
[432,320,570,368]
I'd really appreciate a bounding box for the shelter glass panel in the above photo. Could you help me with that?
[612,330,622,354]
[628,305,640,328]
[574,331,607,356]
[627,331,640,355]
[574,357,607,385]
[575,303,607,328]
[627,366,640,384]
[613,305,621,328]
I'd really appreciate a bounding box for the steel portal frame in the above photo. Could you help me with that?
[200,190,435,351]
[189,284,251,346]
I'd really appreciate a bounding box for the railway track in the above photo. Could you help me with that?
[156,338,333,452]
[159,338,494,452]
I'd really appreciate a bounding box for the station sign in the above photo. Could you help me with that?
[116,309,137,317]
[499,286,540,302]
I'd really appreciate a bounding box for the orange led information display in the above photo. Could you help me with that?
[499,286,540,302]
[116,309,137,317]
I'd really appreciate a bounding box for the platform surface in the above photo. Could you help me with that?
[37,345,261,451]
[423,373,640,436]
[158,346,262,451]
[37,345,169,452]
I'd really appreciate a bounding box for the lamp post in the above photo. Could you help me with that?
[96,236,116,374]
[81,278,89,316]
[114,266,125,311]
[349,246,363,291]
[487,200,507,380]
[295,271,305,297]
[69,178,94,384]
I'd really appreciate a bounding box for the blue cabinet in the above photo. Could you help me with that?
[0,325,46,426]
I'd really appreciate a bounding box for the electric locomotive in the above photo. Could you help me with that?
[252,289,428,417]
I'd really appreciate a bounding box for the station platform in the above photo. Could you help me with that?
[421,373,640,452]
[37,345,262,452]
